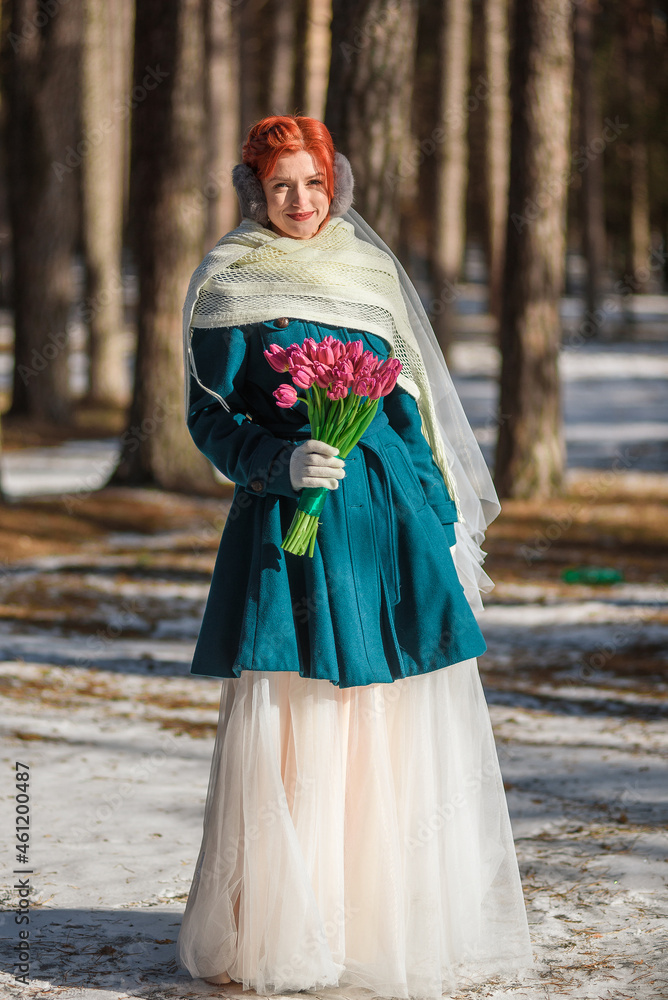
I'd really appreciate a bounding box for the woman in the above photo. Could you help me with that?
[176,115,533,998]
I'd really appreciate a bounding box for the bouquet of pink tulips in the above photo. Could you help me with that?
[264,335,402,557]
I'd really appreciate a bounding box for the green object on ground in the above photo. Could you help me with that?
[561,567,624,585]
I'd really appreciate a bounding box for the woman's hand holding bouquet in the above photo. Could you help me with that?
[264,335,402,557]
[289,439,345,492]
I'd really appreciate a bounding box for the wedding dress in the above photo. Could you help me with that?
[175,660,533,998]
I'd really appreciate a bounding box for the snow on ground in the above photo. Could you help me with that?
[0,518,664,1000]
[0,338,666,999]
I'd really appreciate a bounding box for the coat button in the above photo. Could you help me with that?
[250,480,264,492]
[275,317,290,327]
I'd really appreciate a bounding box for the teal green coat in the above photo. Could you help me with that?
[187,318,486,688]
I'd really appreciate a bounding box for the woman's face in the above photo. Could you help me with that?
[261,149,330,240]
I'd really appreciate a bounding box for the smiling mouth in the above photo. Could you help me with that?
[287,211,314,221]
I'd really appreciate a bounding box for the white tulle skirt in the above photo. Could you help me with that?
[176,661,533,998]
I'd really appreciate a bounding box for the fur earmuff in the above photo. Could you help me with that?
[330,152,354,216]
[231,163,269,225]
[232,151,355,224]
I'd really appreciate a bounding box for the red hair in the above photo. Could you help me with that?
[242,115,335,204]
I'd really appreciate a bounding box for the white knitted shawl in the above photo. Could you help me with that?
[182,215,462,514]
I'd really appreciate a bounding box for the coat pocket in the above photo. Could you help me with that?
[385,443,427,511]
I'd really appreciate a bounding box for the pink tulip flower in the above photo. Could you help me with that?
[353,350,380,378]
[317,343,335,366]
[331,358,354,385]
[353,375,375,397]
[286,348,311,369]
[273,384,298,408]
[376,372,396,397]
[327,381,348,400]
[264,345,290,372]
[301,338,319,361]
[346,340,363,362]
[312,361,333,388]
[292,367,316,389]
[380,358,402,378]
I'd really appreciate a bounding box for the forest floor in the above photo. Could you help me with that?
[0,472,665,1000]
[0,334,666,1000]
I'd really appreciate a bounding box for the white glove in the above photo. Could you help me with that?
[290,439,346,491]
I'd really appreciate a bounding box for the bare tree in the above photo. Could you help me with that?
[429,0,472,357]
[111,0,217,491]
[80,0,133,406]
[325,0,419,248]
[204,0,241,248]
[494,0,573,498]
[623,0,652,290]
[574,0,606,320]
[481,0,510,320]
[238,0,270,138]
[297,0,332,119]
[6,0,82,424]
[411,0,445,310]
[268,0,297,113]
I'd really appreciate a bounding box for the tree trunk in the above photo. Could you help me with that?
[481,0,511,320]
[429,0,472,357]
[623,0,652,290]
[494,0,573,499]
[238,0,270,140]
[117,0,135,223]
[111,0,218,492]
[297,0,332,119]
[412,0,444,288]
[574,0,606,320]
[7,0,82,424]
[268,0,296,113]
[80,0,132,405]
[204,0,240,247]
[324,0,418,249]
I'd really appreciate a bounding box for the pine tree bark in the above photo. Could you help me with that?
[481,0,510,320]
[412,0,445,297]
[117,0,135,222]
[298,0,332,119]
[204,0,240,247]
[268,0,296,113]
[574,0,606,320]
[429,0,472,357]
[238,0,270,138]
[111,0,218,492]
[7,0,82,424]
[324,0,418,248]
[623,0,652,290]
[494,0,573,499]
[81,0,132,405]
